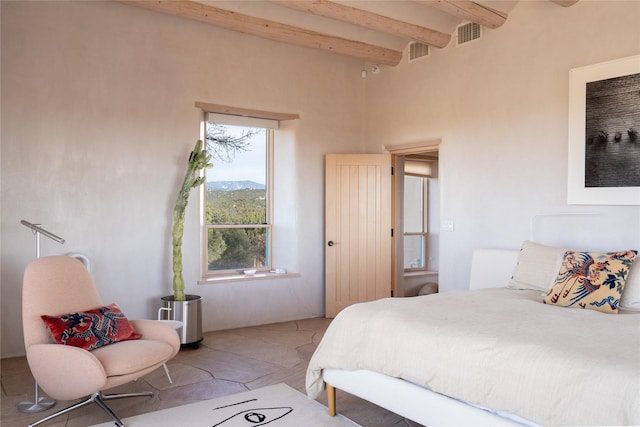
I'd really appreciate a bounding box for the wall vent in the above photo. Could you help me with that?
[457,22,481,46]
[408,42,429,62]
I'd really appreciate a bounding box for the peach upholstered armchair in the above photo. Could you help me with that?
[22,256,180,427]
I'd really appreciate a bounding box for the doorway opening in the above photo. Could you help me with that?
[386,140,441,298]
[400,152,439,296]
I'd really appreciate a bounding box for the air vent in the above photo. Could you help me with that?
[408,42,429,62]
[457,22,481,46]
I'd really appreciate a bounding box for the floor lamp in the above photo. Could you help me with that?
[18,220,65,413]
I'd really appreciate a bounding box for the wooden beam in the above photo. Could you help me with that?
[269,0,451,48]
[550,0,579,6]
[384,139,441,155]
[414,0,508,29]
[195,101,300,121]
[406,153,439,161]
[118,0,403,66]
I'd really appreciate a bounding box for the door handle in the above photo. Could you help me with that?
[327,241,334,247]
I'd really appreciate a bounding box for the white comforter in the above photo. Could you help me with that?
[306,288,640,426]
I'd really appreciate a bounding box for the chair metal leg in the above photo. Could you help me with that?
[27,394,97,427]
[94,393,125,427]
[101,390,154,401]
[162,363,173,384]
[27,390,154,427]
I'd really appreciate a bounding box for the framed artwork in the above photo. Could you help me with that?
[567,54,640,205]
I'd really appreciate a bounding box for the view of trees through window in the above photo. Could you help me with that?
[204,122,271,273]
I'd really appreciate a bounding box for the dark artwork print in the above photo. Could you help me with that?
[584,72,640,188]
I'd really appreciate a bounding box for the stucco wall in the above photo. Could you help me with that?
[363,0,640,292]
[0,1,366,357]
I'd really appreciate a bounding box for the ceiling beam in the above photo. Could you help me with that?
[118,0,403,66]
[268,0,451,48]
[413,0,508,29]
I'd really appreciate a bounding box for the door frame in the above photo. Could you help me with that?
[385,140,441,297]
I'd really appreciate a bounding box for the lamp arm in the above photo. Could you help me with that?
[20,220,65,244]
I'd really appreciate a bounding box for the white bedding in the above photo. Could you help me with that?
[306,288,640,426]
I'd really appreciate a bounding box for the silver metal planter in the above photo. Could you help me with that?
[160,295,203,348]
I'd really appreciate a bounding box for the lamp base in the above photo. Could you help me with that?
[18,396,56,413]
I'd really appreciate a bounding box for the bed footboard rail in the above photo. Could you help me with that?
[323,369,536,426]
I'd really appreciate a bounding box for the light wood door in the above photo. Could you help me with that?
[325,154,392,317]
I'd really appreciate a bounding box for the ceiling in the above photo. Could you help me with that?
[119,0,579,66]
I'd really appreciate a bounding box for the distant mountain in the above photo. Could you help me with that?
[207,181,266,191]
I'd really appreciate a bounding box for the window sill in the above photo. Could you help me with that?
[198,272,300,284]
[404,270,438,278]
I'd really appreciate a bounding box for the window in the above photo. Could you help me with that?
[403,174,429,271]
[202,116,273,276]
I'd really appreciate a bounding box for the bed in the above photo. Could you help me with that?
[306,242,640,426]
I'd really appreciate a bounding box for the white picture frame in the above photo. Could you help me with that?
[567,54,640,205]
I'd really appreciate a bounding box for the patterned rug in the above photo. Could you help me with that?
[90,383,359,426]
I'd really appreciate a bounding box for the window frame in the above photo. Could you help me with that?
[200,117,275,279]
[403,173,429,272]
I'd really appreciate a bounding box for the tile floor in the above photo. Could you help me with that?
[2,318,421,427]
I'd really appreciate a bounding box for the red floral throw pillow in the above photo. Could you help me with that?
[41,303,141,350]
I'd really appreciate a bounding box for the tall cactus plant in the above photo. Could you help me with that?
[172,140,212,301]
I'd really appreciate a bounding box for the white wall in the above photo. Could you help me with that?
[0,1,366,357]
[363,1,640,292]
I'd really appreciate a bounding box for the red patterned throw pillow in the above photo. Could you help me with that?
[41,303,141,350]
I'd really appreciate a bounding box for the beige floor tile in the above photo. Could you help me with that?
[176,348,284,383]
[1,318,419,427]
[143,362,212,390]
[202,332,306,369]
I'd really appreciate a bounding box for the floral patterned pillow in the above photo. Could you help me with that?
[41,303,141,350]
[544,250,637,313]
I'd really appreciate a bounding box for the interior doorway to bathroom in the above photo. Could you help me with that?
[386,140,440,297]
[400,152,439,296]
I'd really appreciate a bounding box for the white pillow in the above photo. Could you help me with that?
[620,259,640,311]
[508,241,566,292]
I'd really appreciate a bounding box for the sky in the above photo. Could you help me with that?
[206,125,266,185]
